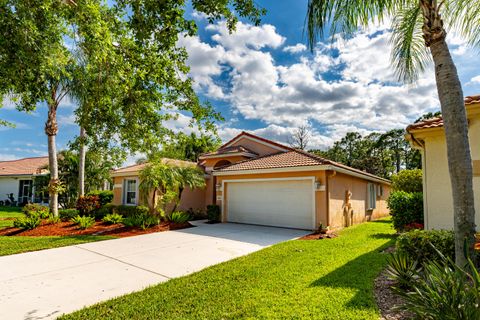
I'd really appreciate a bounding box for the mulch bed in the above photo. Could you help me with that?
[298,232,338,240]
[0,220,193,238]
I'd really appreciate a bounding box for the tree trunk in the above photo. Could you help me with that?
[171,187,184,213]
[78,126,86,197]
[430,38,476,266]
[45,104,59,217]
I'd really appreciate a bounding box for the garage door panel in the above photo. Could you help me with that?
[226,179,313,229]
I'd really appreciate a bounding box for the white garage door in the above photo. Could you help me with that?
[226,179,314,229]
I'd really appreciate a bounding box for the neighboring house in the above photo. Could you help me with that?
[0,156,49,206]
[406,95,480,230]
[112,132,391,230]
[111,158,205,212]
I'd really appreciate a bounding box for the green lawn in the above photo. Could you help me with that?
[0,206,24,228]
[61,219,396,320]
[0,206,115,256]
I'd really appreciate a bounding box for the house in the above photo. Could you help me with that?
[113,132,391,230]
[0,156,49,206]
[406,95,480,230]
[111,158,205,212]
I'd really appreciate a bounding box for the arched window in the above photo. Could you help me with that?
[214,159,231,169]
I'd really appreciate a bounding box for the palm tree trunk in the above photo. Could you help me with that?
[45,103,59,217]
[430,38,476,266]
[171,187,184,213]
[78,126,86,197]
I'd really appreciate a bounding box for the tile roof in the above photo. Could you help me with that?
[112,158,196,175]
[0,156,49,176]
[407,95,480,131]
[220,131,293,151]
[215,149,391,183]
[200,145,258,158]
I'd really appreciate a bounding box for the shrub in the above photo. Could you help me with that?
[115,205,149,217]
[391,169,423,193]
[186,208,206,220]
[47,215,61,224]
[71,215,95,230]
[13,216,41,230]
[59,209,80,221]
[385,252,419,289]
[387,191,423,231]
[396,229,455,266]
[94,204,116,220]
[207,205,221,223]
[76,195,101,216]
[22,203,50,219]
[123,213,159,230]
[394,250,480,319]
[102,213,124,225]
[167,211,191,224]
[87,190,114,206]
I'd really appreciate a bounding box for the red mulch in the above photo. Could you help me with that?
[0,220,193,238]
[299,232,338,240]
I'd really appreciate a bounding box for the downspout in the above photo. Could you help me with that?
[326,170,337,227]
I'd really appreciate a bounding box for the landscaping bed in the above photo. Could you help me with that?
[0,220,193,238]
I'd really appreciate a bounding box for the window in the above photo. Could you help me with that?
[367,183,377,210]
[123,179,137,205]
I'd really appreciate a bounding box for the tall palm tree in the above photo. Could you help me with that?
[171,166,206,212]
[306,0,477,266]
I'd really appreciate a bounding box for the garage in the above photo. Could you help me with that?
[225,178,315,230]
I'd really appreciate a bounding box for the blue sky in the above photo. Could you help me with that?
[2,0,480,161]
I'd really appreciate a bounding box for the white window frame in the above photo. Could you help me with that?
[367,183,377,210]
[123,178,139,206]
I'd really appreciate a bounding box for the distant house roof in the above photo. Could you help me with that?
[0,156,49,176]
[407,95,480,132]
[214,149,390,184]
[111,158,197,177]
[220,131,294,152]
[199,145,258,159]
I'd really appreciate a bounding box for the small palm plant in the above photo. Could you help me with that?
[139,162,179,214]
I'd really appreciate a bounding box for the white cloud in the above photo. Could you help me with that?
[470,75,480,84]
[180,21,440,150]
[283,43,307,54]
[58,114,77,126]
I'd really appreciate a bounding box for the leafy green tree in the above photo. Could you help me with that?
[306,0,477,265]
[415,111,442,123]
[391,169,423,193]
[159,132,221,162]
[0,0,265,218]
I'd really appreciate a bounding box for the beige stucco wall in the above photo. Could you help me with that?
[328,172,390,229]
[421,113,480,230]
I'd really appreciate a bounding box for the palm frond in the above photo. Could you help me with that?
[390,5,431,83]
[305,0,407,49]
[443,0,480,49]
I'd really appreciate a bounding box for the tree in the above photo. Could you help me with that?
[288,125,311,150]
[306,0,477,265]
[415,111,442,123]
[1,0,265,217]
[139,162,179,215]
[159,132,221,162]
[171,166,206,212]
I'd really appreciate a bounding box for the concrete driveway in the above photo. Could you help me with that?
[0,221,308,320]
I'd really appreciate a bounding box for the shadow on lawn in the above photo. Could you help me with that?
[368,233,397,240]
[309,239,395,310]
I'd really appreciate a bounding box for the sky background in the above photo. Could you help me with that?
[1,0,480,163]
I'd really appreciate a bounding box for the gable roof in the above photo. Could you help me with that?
[407,94,480,132]
[199,145,258,159]
[214,149,390,184]
[220,131,294,152]
[0,156,49,176]
[111,158,197,177]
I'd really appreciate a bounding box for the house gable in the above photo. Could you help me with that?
[223,132,292,157]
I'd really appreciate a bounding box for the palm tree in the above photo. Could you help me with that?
[306,0,477,266]
[139,162,179,214]
[171,166,206,212]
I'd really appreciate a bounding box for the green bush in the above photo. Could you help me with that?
[115,205,149,217]
[76,195,101,216]
[47,215,61,224]
[393,249,480,319]
[167,211,191,224]
[123,213,159,230]
[13,215,41,230]
[71,215,95,230]
[102,213,124,225]
[396,229,455,266]
[94,204,116,220]
[22,203,50,219]
[207,205,221,223]
[59,209,80,221]
[391,169,423,193]
[186,208,206,220]
[87,190,114,206]
[387,191,423,231]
